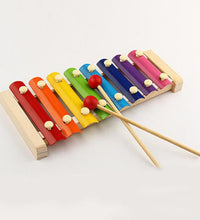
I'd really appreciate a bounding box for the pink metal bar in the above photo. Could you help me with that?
[128,50,172,89]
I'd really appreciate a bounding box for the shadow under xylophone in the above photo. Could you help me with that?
[0,49,183,160]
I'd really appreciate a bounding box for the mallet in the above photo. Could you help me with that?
[86,75,160,168]
[83,95,200,157]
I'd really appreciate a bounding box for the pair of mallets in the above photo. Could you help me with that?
[82,74,200,168]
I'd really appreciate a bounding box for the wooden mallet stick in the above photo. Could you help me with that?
[85,75,160,168]
[84,95,200,157]
[97,105,200,156]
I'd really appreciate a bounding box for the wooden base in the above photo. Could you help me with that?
[0,90,48,159]
[128,84,172,109]
[0,50,183,159]
[144,50,183,92]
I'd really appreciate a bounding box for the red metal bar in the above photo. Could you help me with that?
[9,81,66,145]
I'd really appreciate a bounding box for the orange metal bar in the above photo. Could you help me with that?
[29,77,81,138]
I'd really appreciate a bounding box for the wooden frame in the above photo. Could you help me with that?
[0,50,183,160]
[0,90,48,159]
[144,50,183,92]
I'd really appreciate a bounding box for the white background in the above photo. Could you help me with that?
[0,0,200,219]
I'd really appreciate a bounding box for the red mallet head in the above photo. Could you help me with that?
[88,75,102,89]
[83,96,98,110]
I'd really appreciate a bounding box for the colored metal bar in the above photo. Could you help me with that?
[29,77,81,138]
[64,68,111,120]
[112,55,157,96]
[97,59,144,103]
[128,50,172,89]
[9,81,65,145]
[47,72,98,128]
[79,64,130,111]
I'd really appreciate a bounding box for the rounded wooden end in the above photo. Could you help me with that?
[37,80,46,89]
[81,107,90,115]
[19,86,28,94]
[129,86,138,94]
[72,70,81,78]
[104,60,112,67]
[55,75,63,83]
[160,73,168,81]
[144,79,153,87]
[63,115,72,124]
[98,99,107,107]
[87,65,96,73]
[135,50,143,57]
[44,121,54,130]
[114,93,123,100]
[119,55,127,62]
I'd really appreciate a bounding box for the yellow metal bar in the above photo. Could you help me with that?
[47,72,98,128]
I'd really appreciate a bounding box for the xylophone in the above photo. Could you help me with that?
[0,49,185,165]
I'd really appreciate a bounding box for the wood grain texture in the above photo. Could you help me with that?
[0,90,48,159]
[144,50,183,92]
